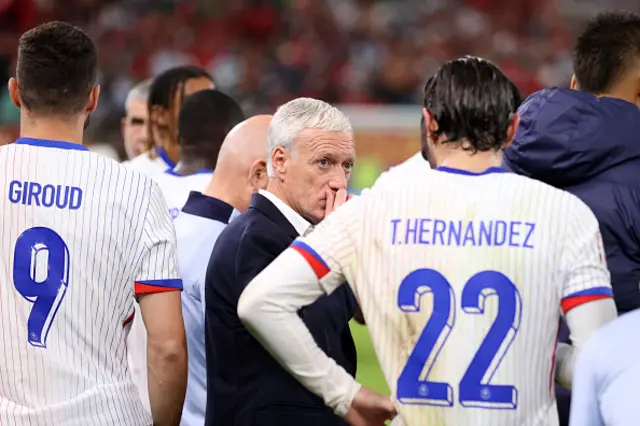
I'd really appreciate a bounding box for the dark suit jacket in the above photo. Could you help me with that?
[204,193,358,426]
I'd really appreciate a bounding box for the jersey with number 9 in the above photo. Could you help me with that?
[0,138,182,426]
[295,166,612,426]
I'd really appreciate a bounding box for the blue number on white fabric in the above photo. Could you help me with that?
[459,271,522,408]
[396,269,521,409]
[13,227,70,348]
[397,269,455,406]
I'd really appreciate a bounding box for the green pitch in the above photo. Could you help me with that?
[349,320,390,396]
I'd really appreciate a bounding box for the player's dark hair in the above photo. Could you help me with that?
[145,65,213,152]
[178,89,245,163]
[573,11,640,94]
[419,114,429,162]
[16,21,97,116]
[423,56,521,153]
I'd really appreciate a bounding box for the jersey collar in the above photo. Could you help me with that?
[156,147,176,168]
[164,167,212,177]
[435,166,507,176]
[181,191,234,224]
[14,137,89,152]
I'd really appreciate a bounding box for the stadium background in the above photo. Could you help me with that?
[0,0,636,396]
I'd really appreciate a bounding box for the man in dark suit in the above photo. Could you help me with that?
[204,98,358,426]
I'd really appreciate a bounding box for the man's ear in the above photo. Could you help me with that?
[570,75,579,90]
[86,85,100,113]
[249,159,268,190]
[8,78,21,108]
[271,146,287,175]
[502,113,521,149]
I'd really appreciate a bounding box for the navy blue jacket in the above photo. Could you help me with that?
[504,88,640,313]
[204,193,357,426]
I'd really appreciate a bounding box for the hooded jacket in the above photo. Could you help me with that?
[504,88,640,313]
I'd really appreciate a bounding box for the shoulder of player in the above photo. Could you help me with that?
[504,172,592,210]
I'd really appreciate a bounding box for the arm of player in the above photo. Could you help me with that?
[238,247,360,416]
[554,199,617,388]
[554,299,616,388]
[568,333,605,426]
[238,198,367,417]
[135,182,187,426]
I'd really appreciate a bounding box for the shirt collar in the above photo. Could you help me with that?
[258,189,311,236]
[155,147,176,168]
[164,167,212,177]
[181,191,234,224]
[15,137,89,152]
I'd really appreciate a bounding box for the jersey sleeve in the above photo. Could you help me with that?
[134,181,182,295]
[290,196,364,296]
[559,200,612,314]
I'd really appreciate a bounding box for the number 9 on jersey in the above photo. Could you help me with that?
[13,227,70,349]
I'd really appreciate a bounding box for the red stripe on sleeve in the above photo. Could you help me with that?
[134,282,181,295]
[122,311,135,327]
[561,294,611,314]
[291,246,330,279]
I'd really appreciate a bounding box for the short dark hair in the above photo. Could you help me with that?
[573,11,640,94]
[17,21,97,116]
[422,56,521,153]
[145,65,213,152]
[178,89,244,160]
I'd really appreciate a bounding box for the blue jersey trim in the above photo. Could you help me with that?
[15,138,89,152]
[182,191,234,224]
[436,166,507,176]
[291,240,330,270]
[164,167,212,177]
[136,278,183,290]
[156,148,176,168]
[563,286,613,300]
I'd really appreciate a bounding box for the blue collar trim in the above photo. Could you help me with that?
[435,166,507,176]
[156,147,176,168]
[15,138,89,152]
[181,191,234,224]
[164,167,212,177]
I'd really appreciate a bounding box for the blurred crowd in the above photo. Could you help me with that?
[0,0,637,148]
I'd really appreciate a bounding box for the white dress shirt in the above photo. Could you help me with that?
[258,189,312,236]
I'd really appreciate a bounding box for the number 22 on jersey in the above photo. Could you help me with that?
[397,269,522,409]
[13,226,70,349]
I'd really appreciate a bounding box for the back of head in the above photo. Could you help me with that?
[125,79,152,112]
[573,11,640,95]
[267,97,353,175]
[178,89,245,163]
[16,21,97,117]
[148,66,212,112]
[145,65,213,152]
[208,115,273,212]
[423,56,521,153]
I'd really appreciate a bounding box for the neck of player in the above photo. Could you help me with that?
[435,147,504,173]
[20,114,85,146]
[203,171,243,211]
[173,151,213,175]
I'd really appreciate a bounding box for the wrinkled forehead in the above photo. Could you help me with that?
[294,128,355,158]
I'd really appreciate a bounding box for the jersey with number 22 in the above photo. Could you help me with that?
[294,166,611,426]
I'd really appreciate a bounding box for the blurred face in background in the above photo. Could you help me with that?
[150,76,214,160]
[121,97,149,159]
[271,128,355,224]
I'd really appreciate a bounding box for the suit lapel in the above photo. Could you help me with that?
[249,193,299,240]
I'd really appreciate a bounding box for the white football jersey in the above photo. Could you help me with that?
[123,148,174,178]
[370,152,430,192]
[295,166,612,426]
[153,170,212,220]
[0,138,182,426]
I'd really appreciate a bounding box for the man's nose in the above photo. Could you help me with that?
[327,169,348,190]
